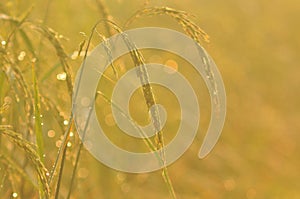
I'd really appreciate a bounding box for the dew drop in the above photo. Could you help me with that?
[63,120,69,126]
[67,141,72,147]
[69,132,74,137]
[71,51,78,60]
[1,40,6,46]
[56,72,67,81]
[17,51,26,61]
[46,172,50,176]
[56,140,62,148]
[12,192,18,198]
[31,58,37,63]
[41,122,44,126]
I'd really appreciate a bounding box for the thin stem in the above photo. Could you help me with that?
[53,114,73,199]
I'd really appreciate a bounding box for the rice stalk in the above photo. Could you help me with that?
[2,19,75,196]
[101,24,172,196]
[117,22,165,152]
[29,23,74,98]
[89,19,166,154]
[0,97,10,114]
[1,12,74,98]
[1,12,73,131]
[0,4,212,199]
[0,23,33,129]
[70,17,176,198]
[0,153,38,190]
[125,6,221,112]
[125,6,210,43]
[1,10,71,199]
[0,49,31,103]
[1,54,34,137]
[0,127,50,198]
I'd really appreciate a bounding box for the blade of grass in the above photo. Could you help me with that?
[5,6,33,47]
[19,29,36,57]
[32,63,44,162]
[0,165,8,194]
[32,63,46,199]
[40,62,61,82]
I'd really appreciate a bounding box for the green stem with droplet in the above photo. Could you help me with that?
[32,63,45,199]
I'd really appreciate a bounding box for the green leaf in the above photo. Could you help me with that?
[32,64,44,161]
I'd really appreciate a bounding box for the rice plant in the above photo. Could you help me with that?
[0,1,221,198]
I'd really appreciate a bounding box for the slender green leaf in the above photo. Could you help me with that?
[32,64,44,161]
[32,64,46,199]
